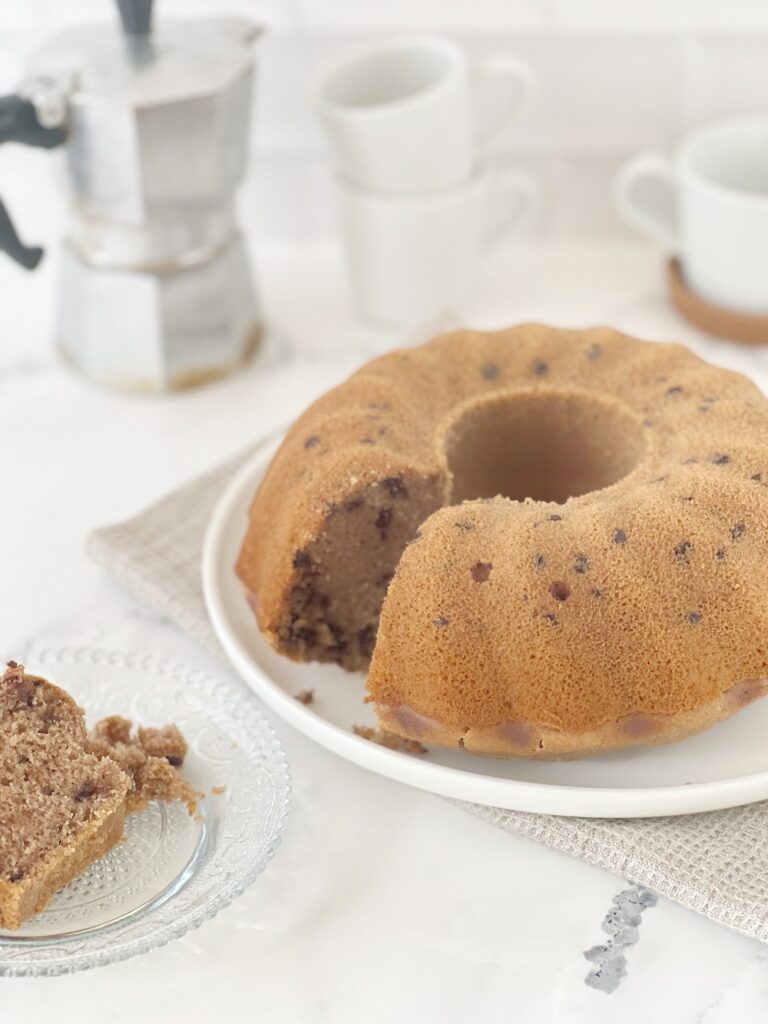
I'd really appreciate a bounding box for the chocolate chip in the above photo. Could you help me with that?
[74,780,97,802]
[586,344,602,360]
[457,736,465,748]
[6,660,18,669]
[547,513,563,522]
[357,625,376,658]
[10,682,36,709]
[166,755,183,768]
[471,562,492,582]
[304,435,321,450]
[294,625,317,647]
[481,362,499,380]
[533,553,546,569]
[711,453,731,465]
[549,581,571,602]
[8,869,24,883]
[666,385,684,395]
[375,507,392,539]
[687,611,702,624]
[612,529,627,545]
[731,522,746,539]
[433,616,450,627]
[381,476,408,499]
[674,540,692,562]
[292,549,311,569]
[573,553,590,574]
[532,359,548,377]
[716,548,726,560]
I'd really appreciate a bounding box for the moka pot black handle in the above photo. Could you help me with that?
[0,93,67,270]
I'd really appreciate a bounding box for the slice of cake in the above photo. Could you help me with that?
[0,662,130,931]
[0,662,200,931]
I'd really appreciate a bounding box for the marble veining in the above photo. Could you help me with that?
[584,884,658,994]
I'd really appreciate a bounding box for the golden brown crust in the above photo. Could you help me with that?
[237,325,768,758]
[375,677,768,759]
[0,801,126,931]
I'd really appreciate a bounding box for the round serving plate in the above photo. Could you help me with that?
[203,439,768,819]
[0,647,291,977]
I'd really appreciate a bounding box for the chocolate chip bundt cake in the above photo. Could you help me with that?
[236,325,768,758]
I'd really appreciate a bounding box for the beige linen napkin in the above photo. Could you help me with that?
[88,439,768,944]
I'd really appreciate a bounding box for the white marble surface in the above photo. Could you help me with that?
[3,241,768,1022]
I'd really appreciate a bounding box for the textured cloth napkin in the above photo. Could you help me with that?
[88,438,768,944]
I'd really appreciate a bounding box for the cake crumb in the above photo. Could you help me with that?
[295,689,315,705]
[211,784,226,795]
[88,716,200,815]
[353,724,427,755]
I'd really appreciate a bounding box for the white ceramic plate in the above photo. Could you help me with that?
[203,439,768,818]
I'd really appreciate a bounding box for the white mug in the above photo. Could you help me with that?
[335,165,539,327]
[614,116,768,314]
[316,36,533,194]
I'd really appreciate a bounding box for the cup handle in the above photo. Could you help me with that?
[613,153,678,250]
[486,170,540,244]
[474,57,535,144]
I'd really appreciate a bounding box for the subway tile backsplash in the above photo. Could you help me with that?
[2,24,768,245]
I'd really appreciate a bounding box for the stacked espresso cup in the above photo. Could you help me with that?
[316,37,537,330]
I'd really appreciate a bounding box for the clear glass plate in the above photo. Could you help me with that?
[0,647,291,977]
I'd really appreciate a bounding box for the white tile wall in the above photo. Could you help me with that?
[1,3,768,250]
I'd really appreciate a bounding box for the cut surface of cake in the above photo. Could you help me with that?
[0,663,199,930]
[0,662,130,931]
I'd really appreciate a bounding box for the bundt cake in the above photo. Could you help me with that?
[236,325,768,757]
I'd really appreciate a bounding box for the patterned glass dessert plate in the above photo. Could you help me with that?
[203,440,768,819]
[0,647,290,977]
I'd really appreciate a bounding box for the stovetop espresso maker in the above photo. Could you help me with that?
[0,0,261,391]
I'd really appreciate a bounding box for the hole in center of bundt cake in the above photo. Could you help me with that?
[444,389,647,504]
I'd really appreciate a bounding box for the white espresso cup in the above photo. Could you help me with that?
[317,37,533,194]
[335,165,538,327]
[614,116,768,314]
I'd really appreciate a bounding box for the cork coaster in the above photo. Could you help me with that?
[667,258,768,346]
